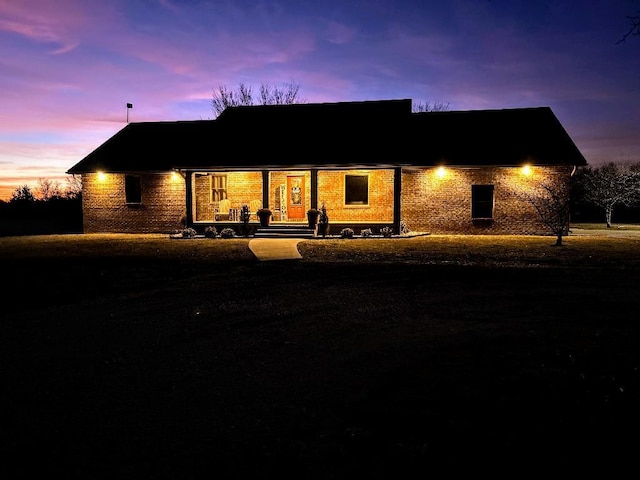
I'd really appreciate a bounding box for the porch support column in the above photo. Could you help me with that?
[393,167,402,234]
[310,169,318,209]
[185,170,193,228]
[262,170,269,209]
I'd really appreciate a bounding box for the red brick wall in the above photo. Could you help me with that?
[401,165,573,234]
[81,165,574,235]
[194,172,263,222]
[317,169,394,222]
[81,172,185,233]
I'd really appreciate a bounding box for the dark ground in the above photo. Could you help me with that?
[1,233,639,478]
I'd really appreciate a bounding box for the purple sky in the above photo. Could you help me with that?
[1,0,639,200]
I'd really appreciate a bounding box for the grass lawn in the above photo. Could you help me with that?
[2,232,640,478]
[571,222,640,231]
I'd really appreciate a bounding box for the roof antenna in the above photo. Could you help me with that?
[126,103,133,123]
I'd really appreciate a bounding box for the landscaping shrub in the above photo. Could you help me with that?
[340,227,355,239]
[204,226,217,238]
[182,227,197,238]
[360,228,373,238]
[220,227,235,238]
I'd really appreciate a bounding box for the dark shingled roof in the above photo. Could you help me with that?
[407,107,587,166]
[67,120,219,174]
[67,99,586,174]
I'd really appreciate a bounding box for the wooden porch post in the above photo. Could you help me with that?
[311,169,318,209]
[185,170,193,228]
[262,170,269,209]
[393,167,402,234]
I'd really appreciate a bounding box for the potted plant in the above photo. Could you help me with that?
[307,208,320,228]
[317,203,329,237]
[256,208,272,227]
[239,204,251,236]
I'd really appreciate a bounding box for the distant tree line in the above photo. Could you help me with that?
[0,177,82,237]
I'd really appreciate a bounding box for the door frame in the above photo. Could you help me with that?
[286,175,305,220]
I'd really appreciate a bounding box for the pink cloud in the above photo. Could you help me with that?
[0,0,96,54]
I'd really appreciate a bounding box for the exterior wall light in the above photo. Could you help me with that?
[436,166,446,178]
[97,171,106,181]
[521,165,532,176]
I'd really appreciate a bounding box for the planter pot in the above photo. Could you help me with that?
[317,222,329,237]
[307,211,320,228]
[258,214,271,227]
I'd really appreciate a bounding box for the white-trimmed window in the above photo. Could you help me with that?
[210,174,228,202]
[345,174,369,205]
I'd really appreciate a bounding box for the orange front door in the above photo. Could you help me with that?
[287,175,305,219]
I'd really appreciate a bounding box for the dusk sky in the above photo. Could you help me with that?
[1,0,639,200]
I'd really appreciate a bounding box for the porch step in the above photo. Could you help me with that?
[254,225,315,238]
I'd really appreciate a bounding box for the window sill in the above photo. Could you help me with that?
[472,218,494,225]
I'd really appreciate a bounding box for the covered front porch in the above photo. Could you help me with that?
[184,167,401,233]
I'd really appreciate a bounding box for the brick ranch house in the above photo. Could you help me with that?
[66,99,587,236]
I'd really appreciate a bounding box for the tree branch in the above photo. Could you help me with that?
[617,15,640,44]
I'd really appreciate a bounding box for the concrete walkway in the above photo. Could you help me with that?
[248,238,303,261]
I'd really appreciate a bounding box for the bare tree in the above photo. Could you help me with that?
[212,81,304,118]
[211,83,254,116]
[522,181,572,246]
[505,169,574,246]
[37,178,63,201]
[64,175,82,199]
[412,100,450,112]
[259,82,302,105]
[575,162,640,228]
[618,4,640,44]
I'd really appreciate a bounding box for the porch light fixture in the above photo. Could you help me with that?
[97,171,106,181]
[521,165,532,176]
[436,166,446,178]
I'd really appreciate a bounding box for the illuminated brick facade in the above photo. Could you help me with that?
[317,169,395,224]
[79,165,572,235]
[193,171,263,221]
[400,165,573,235]
[81,172,185,233]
